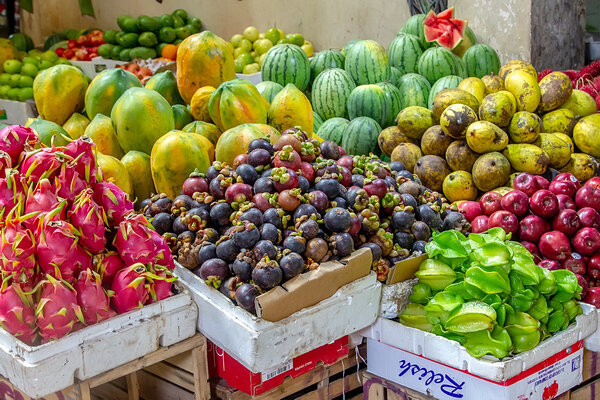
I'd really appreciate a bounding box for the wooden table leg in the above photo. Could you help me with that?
[192,346,210,400]
[73,381,92,400]
[126,372,140,400]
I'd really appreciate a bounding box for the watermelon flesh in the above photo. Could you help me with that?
[423,7,466,50]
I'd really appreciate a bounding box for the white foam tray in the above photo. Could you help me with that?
[0,282,197,398]
[359,303,597,382]
[584,307,600,352]
[379,279,417,319]
[175,264,381,372]
[236,72,262,85]
[0,99,38,125]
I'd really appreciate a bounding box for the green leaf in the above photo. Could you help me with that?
[20,0,33,13]
[78,0,95,17]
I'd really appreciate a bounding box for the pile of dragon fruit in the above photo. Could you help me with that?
[539,60,600,108]
[0,125,175,345]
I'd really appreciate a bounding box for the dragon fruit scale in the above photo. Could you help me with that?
[0,282,37,345]
[68,189,107,254]
[94,251,126,286]
[64,136,97,183]
[0,211,37,283]
[20,147,66,183]
[111,263,149,314]
[147,266,175,303]
[150,230,175,270]
[74,269,116,325]
[23,179,65,229]
[0,125,37,165]
[35,275,85,342]
[55,162,87,205]
[114,214,158,266]
[0,150,11,178]
[0,170,27,213]
[92,181,134,227]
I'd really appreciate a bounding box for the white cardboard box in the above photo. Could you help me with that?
[70,60,97,78]
[584,308,600,352]
[367,338,584,400]
[236,72,262,85]
[90,57,122,75]
[379,278,417,319]
[175,265,381,372]
[0,99,38,125]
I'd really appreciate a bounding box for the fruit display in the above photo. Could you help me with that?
[400,228,583,359]
[0,125,176,345]
[98,9,203,62]
[115,62,153,83]
[231,26,313,74]
[539,59,600,109]
[54,30,105,61]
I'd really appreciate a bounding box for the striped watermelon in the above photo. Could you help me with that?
[261,44,311,91]
[311,68,356,120]
[452,25,478,57]
[427,75,463,109]
[388,33,423,75]
[396,73,431,109]
[401,14,433,50]
[390,67,404,87]
[256,81,284,103]
[347,84,387,126]
[344,40,390,85]
[341,40,359,57]
[341,116,381,156]
[317,117,349,145]
[417,47,461,84]
[313,112,324,133]
[377,82,402,127]
[463,44,501,78]
[9,33,34,52]
[452,54,467,78]
[310,50,345,81]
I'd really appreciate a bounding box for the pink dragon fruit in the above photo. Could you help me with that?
[36,220,91,283]
[150,230,175,270]
[0,150,11,178]
[35,275,85,342]
[55,162,88,204]
[94,251,126,286]
[74,269,116,325]
[67,189,106,254]
[0,125,37,165]
[0,170,27,213]
[23,179,63,228]
[111,263,149,313]
[20,147,66,182]
[92,181,134,227]
[147,266,174,303]
[0,210,37,283]
[114,214,158,266]
[64,136,97,183]
[0,282,37,345]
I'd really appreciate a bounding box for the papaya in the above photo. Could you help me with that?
[208,79,269,132]
[62,112,90,139]
[85,68,141,120]
[267,83,314,136]
[215,123,280,165]
[195,134,215,163]
[84,114,124,158]
[151,130,212,199]
[111,87,175,154]
[172,104,194,130]
[176,31,235,104]
[97,153,133,196]
[26,118,70,147]
[33,65,88,125]
[182,121,221,145]
[189,86,216,122]
[144,70,184,105]
[121,151,155,203]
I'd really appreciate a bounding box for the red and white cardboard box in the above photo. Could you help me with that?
[208,336,349,396]
[367,338,583,400]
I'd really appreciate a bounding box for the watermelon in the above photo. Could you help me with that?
[401,14,433,50]
[44,33,68,51]
[427,75,463,109]
[341,116,381,156]
[344,40,390,85]
[261,44,311,91]
[341,40,359,57]
[396,73,431,109]
[452,25,477,57]
[256,81,284,103]
[422,7,466,50]
[390,67,404,87]
[311,68,355,120]
[9,33,34,52]
[463,44,501,78]
[388,33,423,75]
[452,53,467,78]
[317,117,349,145]
[377,82,402,127]
[347,84,387,126]
[417,47,462,84]
[310,50,345,81]
[313,111,324,133]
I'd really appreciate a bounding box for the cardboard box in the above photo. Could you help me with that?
[379,278,417,318]
[367,338,584,400]
[207,336,349,395]
[584,308,600,352]
[236,72,261,85]
[0,99,38,125]
[70,60,96,78]
[386,254,427,285]
[90,57,121,75]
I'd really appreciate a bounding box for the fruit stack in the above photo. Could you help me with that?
[0,125,175,345]
[55,30,106,61]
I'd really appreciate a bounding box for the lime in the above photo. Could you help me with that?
[173,39,183,46]
[119,48,132,62]
[233,47,247,59]
[237,53,254,66]
[277,38,290,44]
[103,29,118,44]
[0,85,10,98]
[258,53,266,67]
[3,60,22,74]
[18,75,33,88]
[130,46,157,60]
[288,33,305,46]
[160,14,174,28]
[230,34,243,47]
[301,43,313,57]
[28,49,42,58]
[175,26,191,40]
[172,15,185,28]
[20,63,38,78]
[138,15,160,32]
[253,38,273,55]
[138,32,158,47]
[173,9,188,21]
[55,58,71,65]
[242,63,260,74]
[159,26,176,43]
[243,26,259,42]
[9,75,20,87]
[22,57,40,68]
[0,74,9,85]
[38,60,53,70]
[258,33,266,40]
[111,45,124,59]
[187,17,202,31]
[277,29,285,39]
[120,16,138,33]
[234,58,244,73]
[156,43,168,56]
[185,24,199,35]
[265,28,280,45]
[17,87,34,101]
[97,44,113,59]
[41,50,59,63]
[238,38,252,52]
[7,88,19,100]
[117,32,139,48]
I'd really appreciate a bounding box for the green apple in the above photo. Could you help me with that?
[3,60,22,75]
[20,63,38,78]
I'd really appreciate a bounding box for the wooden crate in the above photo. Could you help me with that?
[211,346,366,400]
[583,349,600,381]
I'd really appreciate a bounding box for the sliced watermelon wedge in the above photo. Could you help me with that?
[423,7,467,50]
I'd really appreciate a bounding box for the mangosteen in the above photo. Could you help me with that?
[293,204,319,221]
[280,252,305,281]
[411,221,431,242]
[235,283,260,314]
[194,258,230,289]
[172,216,188,235]
[219,276,242,302]
[233,224,261,249]
[391,211,415,230]
[139,198,151,212]
[261,168,273,178]
[396,170,414,181]
[248,148,272,167]
[297,175,310,193]
[401,194,418,210]
[184,207,210,231]
[240,208,263,226]
[320,141,340,160]
[305,238,329,262]
[248,138,274,155]
[329,233,354,257]
[307,190,329,214]
[283,235,306,254]
[360,242,382,262]
[384,176,397,190]
[252,258,283,290]
[324,207,352,233]
[205,165,220,182]
[233,250,255,281]
[315,178,340,200]
[197,228,219,244]
[260,223,281,244]
[412,240,427,253]
[333,196,348,209]
[254,177,275,194]
[172,195,193,215]
[417,204,443,230]
[394,231,414,250]
[151,212,174,235]
[147,194,173,216]
[253,239,277,260]
[236,164,259,185]
[182,173,209,197]
[352,174,365,187]
[210,202,233,226]
[443,211,470,232]
[209,178,226,199]
[263,208,284,229]
[398,181,422,198]
[389,161,406,172]
[197,243,217,266]
[216,239,239,262]
[297,219,319,240]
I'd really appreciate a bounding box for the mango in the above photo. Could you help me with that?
[508,111,541,143]
[472,152,511,191]
[561,89,598,118]
[378,126,418,156]
[481,73,504,94]
[121,151,155,204]
[466,121,509,153]
[573,113,600,158]
[440,104,478,139]
[538,72,573,112]
[97,153,133,196]
[534,133,572,169]
[504,70,541,113]
[62,112,90,139]
[391,142,422,173]
[458,77,486,102]
[559,153,598,182]
[554,132,574,152]
[499,60,537,80]
[492,186,512,196]
[84,114,124,159]
[443,171,478,202]
[502,144,550,174]
[445,140,479,171]
[413,155,451,192]
[432,89,480,119]
[396,106,436,139]
[421,125,454,156]
[478,90,517,127]
[541,108,577,136]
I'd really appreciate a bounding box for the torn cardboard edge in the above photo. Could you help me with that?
[255,247,372,321]
[386,254,428,285]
